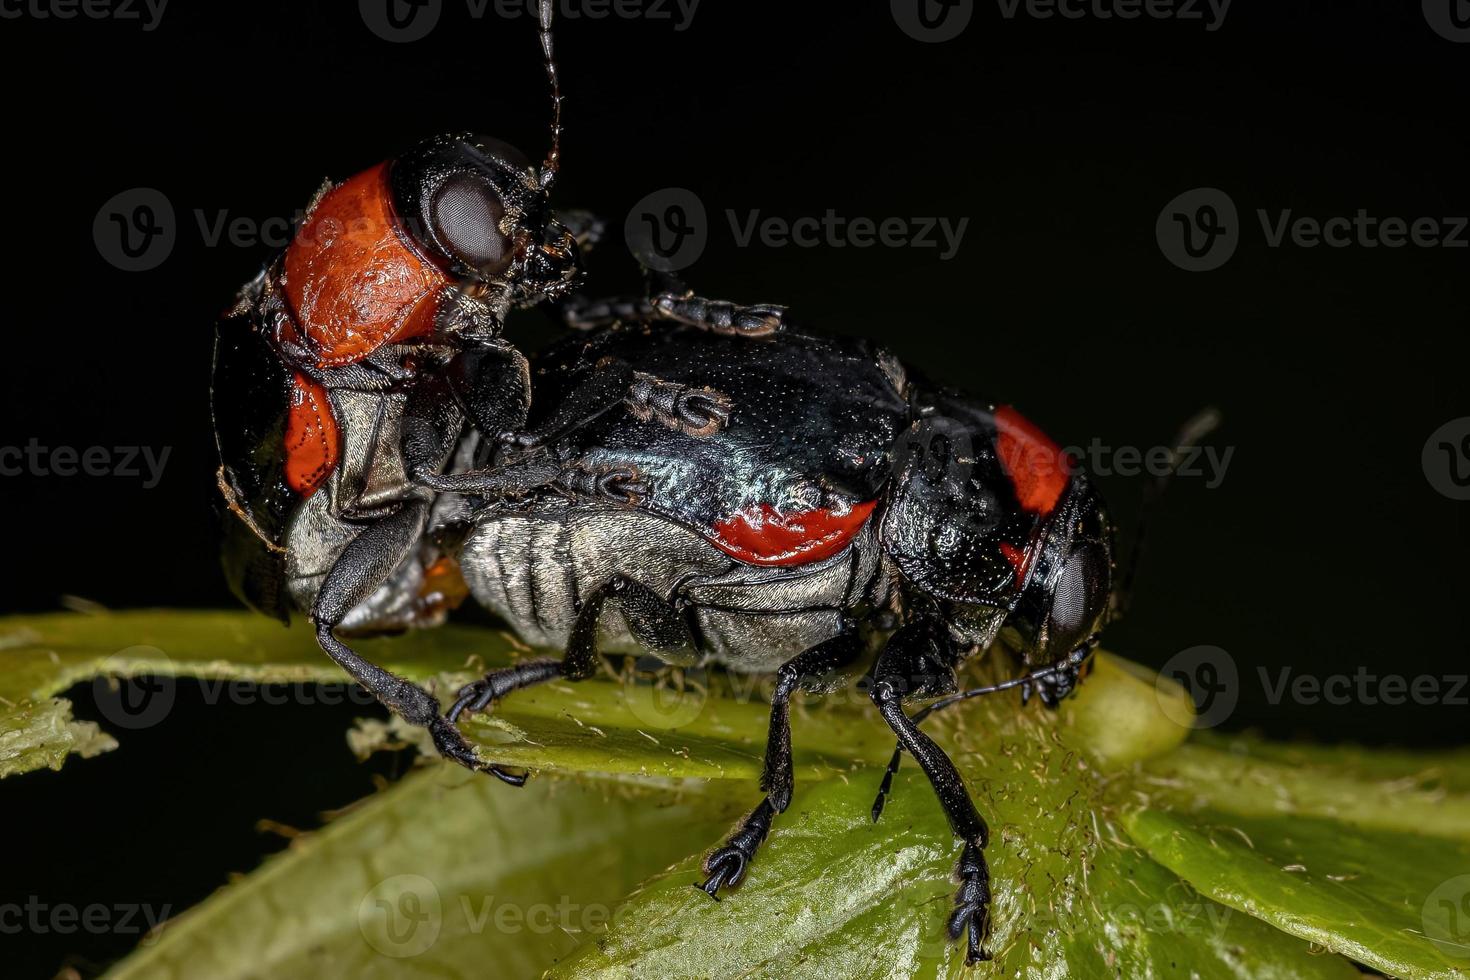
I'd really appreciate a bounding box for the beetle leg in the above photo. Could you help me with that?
[695,630,862,898]
[869,620,992,964]
[495,359,734,454]
[558,270,786,336]
[309,497,523,784]
[650,290,786,337]
[553,208,606,250]
[1019,653,1093,708]
[447,575,693,721]
[625,371,733,438]
[410,451,566,497]
[495,358,638,453]
[874,640,1099,820]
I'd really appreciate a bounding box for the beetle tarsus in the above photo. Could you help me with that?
[696,797,776,898]
[447,658,564,722]
[427,715,526,785]
[1020,662,1080,709]
[950,840,993,963]
[653,291,787,337]
[870,745,904,822]
[625,372,733,438]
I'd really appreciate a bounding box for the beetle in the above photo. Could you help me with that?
[211,2,790,777]
[434,321,1115,961]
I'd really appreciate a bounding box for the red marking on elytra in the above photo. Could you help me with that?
[283,373,339,496]
[709,501,877,567]
[994,405,1070,515]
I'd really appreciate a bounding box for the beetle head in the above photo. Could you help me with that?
[1003,478,1113,668]
[880,416,1019,648]
[880,413,1113,661]
[391,132,582,337]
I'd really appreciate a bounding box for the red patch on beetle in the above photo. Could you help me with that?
[282,162,446,367]
[709,501,877,566]
[283,373,339,496]
[994,405,1070,515]
[999,540,1029,582]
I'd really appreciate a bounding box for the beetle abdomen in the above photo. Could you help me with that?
[458,503,885,671]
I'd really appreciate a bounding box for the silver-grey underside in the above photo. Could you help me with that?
[458,503,890,672]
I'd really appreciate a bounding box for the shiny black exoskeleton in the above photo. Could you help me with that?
[210,3,791,781]
[443,322,1114,962]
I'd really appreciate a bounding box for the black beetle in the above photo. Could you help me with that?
[435,321,1114,961]
[211,1,792,778]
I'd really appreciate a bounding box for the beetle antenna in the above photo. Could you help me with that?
[537,0,563,189]
[870,640,1097,822]
[1108,406,1222,625]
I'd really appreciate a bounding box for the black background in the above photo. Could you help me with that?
[2,0,1467,975]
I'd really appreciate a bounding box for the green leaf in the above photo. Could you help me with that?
[10,610,1469,979]
[552,655,1359,979]
[1124,809,1470,979]
[1140,741,1470,842]
[549,770,1360,979]
[0,610,893,781]
[105,765,747,979]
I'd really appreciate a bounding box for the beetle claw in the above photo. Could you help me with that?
[695,847,749,898]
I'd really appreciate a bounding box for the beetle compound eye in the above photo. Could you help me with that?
[431,173,513,274]
[1049,552,1090,635]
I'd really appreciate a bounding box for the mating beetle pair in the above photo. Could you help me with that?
[210,3,1113,963]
